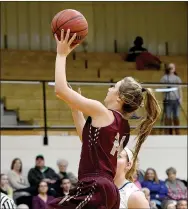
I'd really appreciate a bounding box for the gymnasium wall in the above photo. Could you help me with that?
[1,2,187,54]
[1,135,187,180]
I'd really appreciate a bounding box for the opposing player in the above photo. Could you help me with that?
[114,147,150,209]
[49,29,160,209]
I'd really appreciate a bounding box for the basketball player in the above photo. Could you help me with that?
[49,29,160,209]
[114,148,150,209]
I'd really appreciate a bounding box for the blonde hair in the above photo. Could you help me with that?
[119,77,161,179]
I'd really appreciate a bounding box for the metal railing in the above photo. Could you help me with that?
[1,80,187,144]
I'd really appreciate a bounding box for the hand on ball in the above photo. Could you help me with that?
[54,29,79,57]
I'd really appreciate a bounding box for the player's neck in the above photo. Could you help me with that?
[107,105,122,114]
[114,175,127,189]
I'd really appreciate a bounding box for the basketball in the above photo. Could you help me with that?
[51,9,88,46]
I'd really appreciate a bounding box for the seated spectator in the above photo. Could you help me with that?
[142,188,158,209]
[32,180,54,209]
[141,168,168,208]
[28,155,59,189]
[162,200,176,209]
[165,167,187,201]
[0,174,13,198]
[57,159,77,187]
[176,200,187,209]
[133,171,142,189]
[126,36,147,62]
[7,158,31,203]
[136,158,145,183]
[57,177,72,198]
[126,36,163,70]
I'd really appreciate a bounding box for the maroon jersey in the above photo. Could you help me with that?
[48,110,130,209]
[78,110,130,180]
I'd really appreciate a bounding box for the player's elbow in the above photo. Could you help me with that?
[55,87,68,99]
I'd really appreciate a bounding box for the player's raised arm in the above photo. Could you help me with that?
[54,29,109,119]
[68,87,86,141]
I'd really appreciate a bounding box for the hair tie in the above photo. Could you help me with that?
[142,88,146,92]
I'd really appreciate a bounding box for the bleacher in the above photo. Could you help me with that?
[1,50,187,133]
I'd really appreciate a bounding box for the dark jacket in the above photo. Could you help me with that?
[126,46,147,62]
[141,180,168,201]
[28,166,59,186]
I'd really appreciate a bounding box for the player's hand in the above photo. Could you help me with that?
[54,29,79,57]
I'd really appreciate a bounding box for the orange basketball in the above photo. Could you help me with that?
[51,9,88,46]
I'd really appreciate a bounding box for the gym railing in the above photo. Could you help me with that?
[1,80,187,145]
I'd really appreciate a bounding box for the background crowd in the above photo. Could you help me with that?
[0,155,187,209]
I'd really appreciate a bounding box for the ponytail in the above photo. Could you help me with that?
[127,88,161,179]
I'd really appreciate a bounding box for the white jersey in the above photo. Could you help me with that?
[119,180,140,209]
[0,193,16,209]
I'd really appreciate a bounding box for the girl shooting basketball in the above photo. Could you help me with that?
[114,147,150,209]
[49,29,160,209]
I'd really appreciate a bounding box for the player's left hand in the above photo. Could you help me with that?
[54,29,79,57]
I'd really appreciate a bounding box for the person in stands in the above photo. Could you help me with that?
[141,168,168,208]
[56,158,77,188]
[28,155,59,188]
[32,180,54,209]
[160,63,182,135]
[126,36,163,70]
[165,167,187,201]
[0,174,13,198]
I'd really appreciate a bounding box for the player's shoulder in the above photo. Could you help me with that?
[119,181,138,191]
[128,191,149,208]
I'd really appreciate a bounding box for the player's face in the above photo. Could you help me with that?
[104,81,122,106]
[116,150,131,177]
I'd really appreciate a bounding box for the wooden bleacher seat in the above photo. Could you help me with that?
[1,50,187,83]
[1,50,187,131]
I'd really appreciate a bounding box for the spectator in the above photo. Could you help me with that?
[57,159,77,187]
[133,171,142,189]
[32,180,54,209]
[56,177,72,198]
[162,200,176,209]
[28,155,59,188]
[136,158,145,183]
[142,187,158,209]
[141,168,168,208]
[176,200,187,209]
[7,158,31,203]
[0,174,13,198]
[126,36,147,62]
[160,63,182,135]
[165,167,187,201]
[126,36,162,70]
